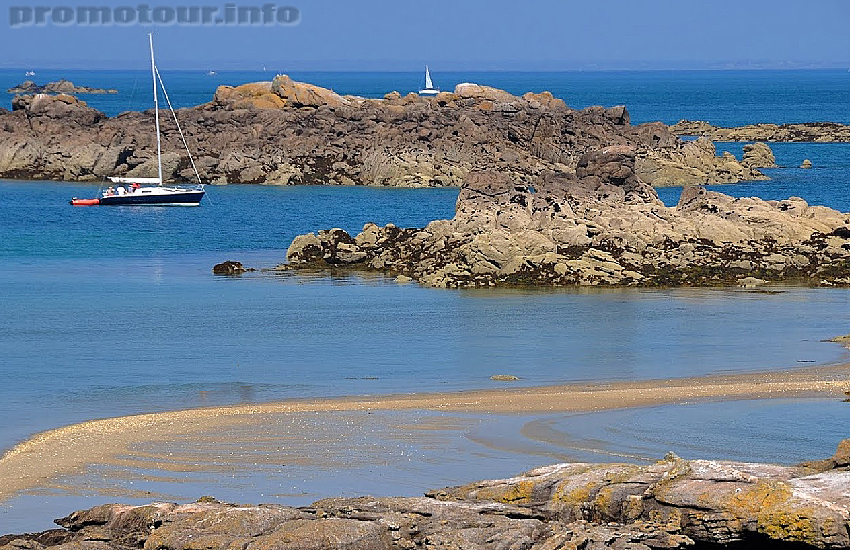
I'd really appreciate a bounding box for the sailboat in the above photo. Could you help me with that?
[71,35,205,207]
[418,65,440,96]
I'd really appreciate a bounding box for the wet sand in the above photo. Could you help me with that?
[2,363,849,503]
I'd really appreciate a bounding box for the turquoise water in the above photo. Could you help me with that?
[2,70,850,534]
[2,180,850,461]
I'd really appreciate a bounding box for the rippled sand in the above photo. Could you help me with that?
[2,364,849,502]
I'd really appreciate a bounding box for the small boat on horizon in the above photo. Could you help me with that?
[24,70,35,77]
[418,65,440,96]
[71,35,205,207]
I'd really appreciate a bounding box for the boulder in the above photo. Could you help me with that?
[454,82,517,103]
[271,74,349,108]
[603,104,630,126]
[214,82,286,110]
[522,91,567,110]
[212,261,250,275]
[574,145,653,203]
[741,142,777,168]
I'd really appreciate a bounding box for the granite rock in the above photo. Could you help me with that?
[670,120,850,142]
[6,441,850,550]
[741,142,777,168]
[285,147,850,288]
[7,80,118,95]
[0,78,766,187]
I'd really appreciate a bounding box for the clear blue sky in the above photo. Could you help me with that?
[2,0,849,70]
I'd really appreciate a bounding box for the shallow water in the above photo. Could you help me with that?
[4,180,850,455]
[2,180,850,459]
[2,67,850,534]
[3,397,849,533]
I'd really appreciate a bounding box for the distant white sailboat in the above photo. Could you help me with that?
[418,66,440,96]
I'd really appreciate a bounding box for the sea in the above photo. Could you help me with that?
[2,69,850,533]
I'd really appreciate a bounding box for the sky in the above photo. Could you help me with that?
[1,0,849,70]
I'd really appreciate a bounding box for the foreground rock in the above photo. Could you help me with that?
[0,76,766,186]
[285,146,850,288]
[671,119,850,142]
[5,441,850,549]
[7,79,118,95]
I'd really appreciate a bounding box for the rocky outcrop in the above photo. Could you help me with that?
[741,142,777,168]
[5,441,850,550]
[285,146,850,288]
[7,79,118,95]
[0,77,766,187]
[270,74,353,108]
[636,136,767,186]
[671,119,850,142]
[212,82,286,110]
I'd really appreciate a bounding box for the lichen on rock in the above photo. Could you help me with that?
[10,440,850,550]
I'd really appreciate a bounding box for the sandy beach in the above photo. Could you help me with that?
[2,362,849,504]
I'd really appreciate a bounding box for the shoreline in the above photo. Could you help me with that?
[2,361,849,504]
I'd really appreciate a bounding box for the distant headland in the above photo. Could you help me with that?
[6,79,118,95]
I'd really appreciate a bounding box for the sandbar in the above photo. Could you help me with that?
[1,363,849,502]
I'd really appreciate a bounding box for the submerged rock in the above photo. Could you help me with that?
[6,441,850,549]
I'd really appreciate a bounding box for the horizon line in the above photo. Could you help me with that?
[2,65,850,73]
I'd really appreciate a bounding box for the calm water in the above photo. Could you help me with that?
[2,70,850,533]
[656,141,850,212]
[2,181,849,460]
[2,69,849,125]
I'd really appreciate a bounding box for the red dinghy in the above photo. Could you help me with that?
[70,198,101,206]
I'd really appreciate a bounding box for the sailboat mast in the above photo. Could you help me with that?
[150,33,163,185]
